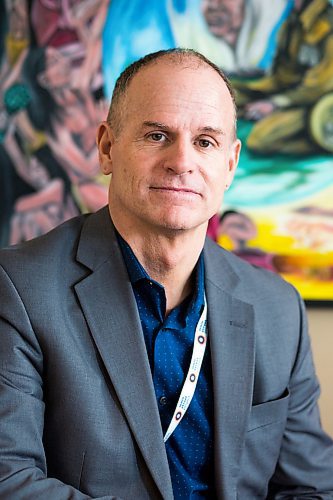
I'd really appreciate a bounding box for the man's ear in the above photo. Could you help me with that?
[96,121,115,175]
[226,138,241,188]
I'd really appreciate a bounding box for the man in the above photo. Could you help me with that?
[0,49,332,499]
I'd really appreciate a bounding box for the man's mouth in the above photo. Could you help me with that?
[150,186,201,196]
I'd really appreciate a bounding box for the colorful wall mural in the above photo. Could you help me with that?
[1,0,333,302]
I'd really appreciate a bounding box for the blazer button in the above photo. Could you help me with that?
[159,396,168,406]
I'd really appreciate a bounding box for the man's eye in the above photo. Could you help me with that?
[198,139,213,148]
[149,133,166,142]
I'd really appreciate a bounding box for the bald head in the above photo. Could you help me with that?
[107,48,237,139]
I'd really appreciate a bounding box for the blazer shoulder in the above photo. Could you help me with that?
[204,237,300,304]
[0,213,90,272]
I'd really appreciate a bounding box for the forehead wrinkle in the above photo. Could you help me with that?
[140,121,227,138]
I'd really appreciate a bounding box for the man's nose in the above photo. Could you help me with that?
[164,139,194,175]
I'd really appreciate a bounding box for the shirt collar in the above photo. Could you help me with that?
[116,231,150,284]
[116,230,205,317]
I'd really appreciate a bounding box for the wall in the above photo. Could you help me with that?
[307,308,333,437]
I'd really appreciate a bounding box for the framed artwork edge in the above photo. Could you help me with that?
[304,300,333,308]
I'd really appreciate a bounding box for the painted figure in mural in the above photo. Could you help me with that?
[23,47,102,180]
[102,0,289,98]
[217,210,277,271]
[233,0,333,155]
[28,44,110,212]
[0,48,333,499]
[202,0,245,49]
[30,0,109,94]
[0,0,110,246]
[0,44,80,245]
[196,0,290,74]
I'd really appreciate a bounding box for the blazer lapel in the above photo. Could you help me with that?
[74,208,173,499]
[204,240,255,499]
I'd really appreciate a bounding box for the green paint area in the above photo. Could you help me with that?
[226,120,333,208]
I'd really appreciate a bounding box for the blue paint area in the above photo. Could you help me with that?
[102,0,175,98]
[171,0,187,14]
[259,0,294,70]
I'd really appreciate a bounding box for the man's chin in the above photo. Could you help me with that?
[150,216,207,235]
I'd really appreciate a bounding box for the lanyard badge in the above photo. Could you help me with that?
[164,295,208,443]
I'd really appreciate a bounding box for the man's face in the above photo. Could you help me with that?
[98,59,240,238]
[202,0,245,46]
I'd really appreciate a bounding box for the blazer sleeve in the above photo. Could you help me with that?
[267,289,333,498]
[0,265,120,500]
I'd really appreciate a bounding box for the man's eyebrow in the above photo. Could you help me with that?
[141,122,226,136]
[200,126,225,136]
[142,121,170,130]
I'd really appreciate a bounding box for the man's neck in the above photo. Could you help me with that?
[113,218,207,314]
[138,236,203,314]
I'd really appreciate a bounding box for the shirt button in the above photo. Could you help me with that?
[159,396,168,406]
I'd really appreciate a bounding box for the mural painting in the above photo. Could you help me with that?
[0,0,332,302]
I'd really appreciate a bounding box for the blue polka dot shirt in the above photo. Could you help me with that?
[117,234,216,499]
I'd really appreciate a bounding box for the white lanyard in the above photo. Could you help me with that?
[163,295,208,443]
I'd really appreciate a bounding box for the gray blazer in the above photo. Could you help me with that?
[0,207,332,499]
